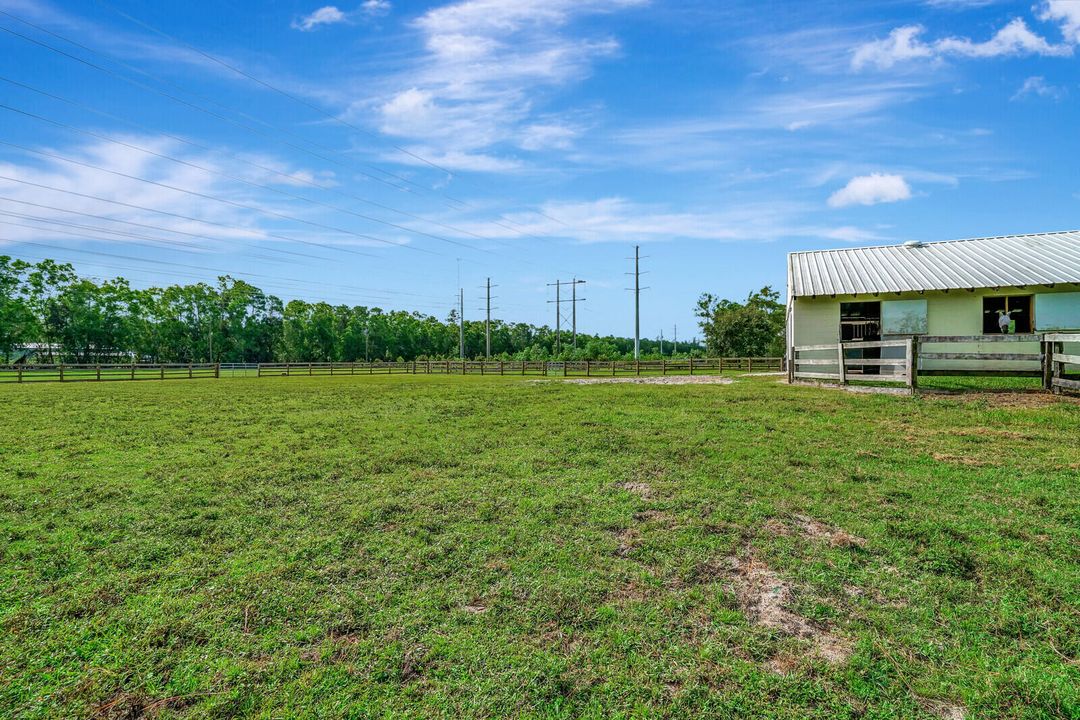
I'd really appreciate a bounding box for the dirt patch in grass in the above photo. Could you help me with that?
[917,696,968,720]
[613,527,640,557]
[793,515,865,548]
[562,375,734,385]
[618,481,653,499]
[724,555,852,667]
[762,514,864,548]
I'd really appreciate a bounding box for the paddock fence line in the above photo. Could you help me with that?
[788,333,1080,395]
[0,363,220,384]
[256,357,784,378]
[0,358,784,385]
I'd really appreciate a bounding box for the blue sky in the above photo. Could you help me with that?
[1,0,1078,341]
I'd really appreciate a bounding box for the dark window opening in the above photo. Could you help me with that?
[982,295,1032,334]
[840,301,881,374]
[840,301,881,341]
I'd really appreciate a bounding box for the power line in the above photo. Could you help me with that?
[3,235,454,305]
[2,75,544,256]
[0,175,380,261]
[0,14,572,256]
[546,278,585,355]
[0,139,440,256]
[0,197,332,262]
[92,0,581,233]
[0,102,501,257]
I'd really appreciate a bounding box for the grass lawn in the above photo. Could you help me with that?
[1,374,1078,719]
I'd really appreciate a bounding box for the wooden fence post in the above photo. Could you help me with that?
[96,364,101,382]
[718,357,724,374]
[160,365,165,380]
[1042,335,1052,390]
[636,360,640,376]
[905,338,917,392]
[215,363,220,379]
[836,344,846,385]
[59,363,64,382]
[500,361,504,376]
[18,364,23,383]
[689,357,694,375]
[586,360,590,377]
[662,359,666,375]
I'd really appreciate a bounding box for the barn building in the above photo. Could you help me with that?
[786,230,1080,376]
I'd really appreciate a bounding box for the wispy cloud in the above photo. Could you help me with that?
[355,0,647,172]
[292,6,348,32]
[437,196,883,248]
[0,135,348,250]
[852,18,1073,71]
[827,174,912,207]
[1011,75,1066,101]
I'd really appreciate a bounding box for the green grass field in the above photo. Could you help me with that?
[1,374,1078,719]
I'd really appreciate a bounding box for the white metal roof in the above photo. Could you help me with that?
[788,230,1080,298]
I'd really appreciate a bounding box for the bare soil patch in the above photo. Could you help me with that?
[763,514,864,548]
[562,375,734,385]
[793,514,865,548]
[917,696,968,720]
[723,555,852,667]
[617,481,653,499]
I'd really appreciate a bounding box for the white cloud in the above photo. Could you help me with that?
[361,0,646,172]
[1039,0,1080,43]
[852,18,1073,70]
[0,135,341,250]
[519,123,579,151]
[361,0,392,16]
[852,26,935,70]
[827,174,912,208]
[292,6,347,32]
[1011,75,1066,101]
[430,196,890,249]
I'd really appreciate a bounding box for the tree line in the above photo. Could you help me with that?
[1,257,713,363]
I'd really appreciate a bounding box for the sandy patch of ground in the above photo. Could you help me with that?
[917,696,967,720]
[763,514,865,548]
[562,375,734,385]
[723,555,852,667]
[617,481,654,499]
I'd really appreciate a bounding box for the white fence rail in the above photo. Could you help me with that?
[789,334,1080,395]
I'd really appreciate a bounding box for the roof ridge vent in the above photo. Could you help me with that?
[903,240,925,248]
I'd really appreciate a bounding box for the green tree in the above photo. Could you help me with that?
[695,286,785,357]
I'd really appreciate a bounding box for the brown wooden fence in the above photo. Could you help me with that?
[256,357,784,378]
[0,363,220,384]
[1,358,783,385]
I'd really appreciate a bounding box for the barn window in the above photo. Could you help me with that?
[839,301,880,341]
[982,295,1032,334]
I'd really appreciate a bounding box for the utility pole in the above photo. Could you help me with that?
[482,277,498,358]
[659,329,664,356]
[458,288,465,360]
[673,324,677,357]
[548,278,586,355]
[570,278,587,349]
[625,246,647,359]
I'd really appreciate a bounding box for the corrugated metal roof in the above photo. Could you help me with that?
[788,230,1080,297]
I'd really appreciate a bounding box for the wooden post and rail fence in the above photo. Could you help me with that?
[0,357,784,384]
[788,333,1080,395]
